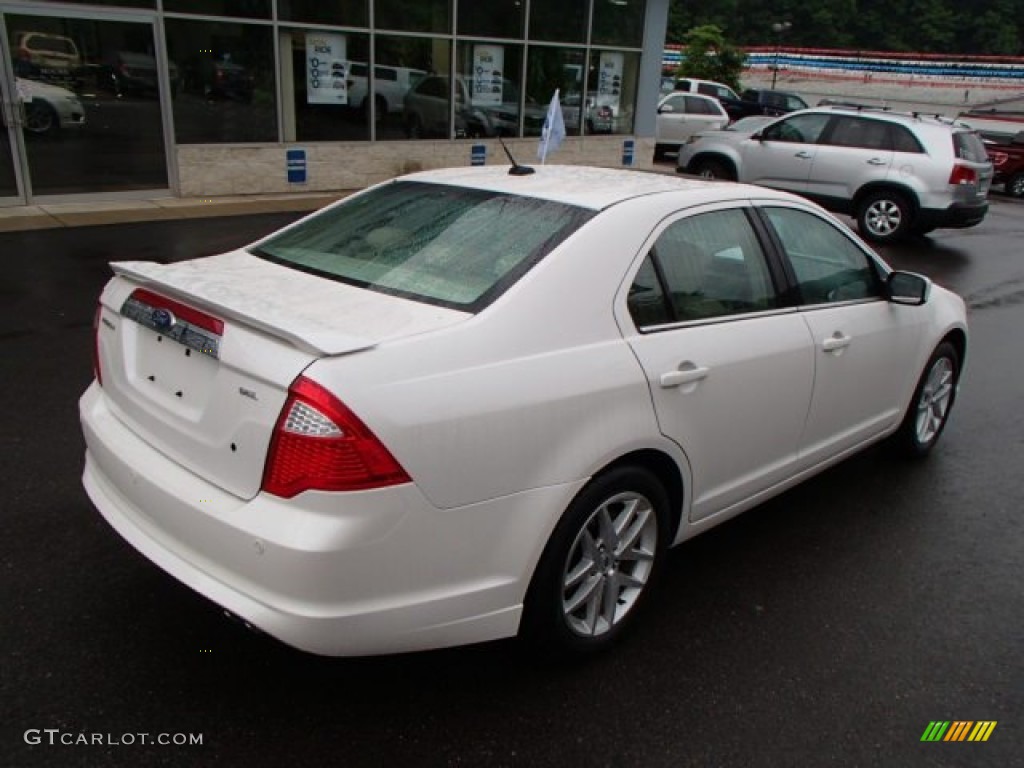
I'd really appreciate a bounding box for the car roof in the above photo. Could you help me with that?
[397,165,792,210]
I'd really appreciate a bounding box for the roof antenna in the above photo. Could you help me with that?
[497,136,535,176]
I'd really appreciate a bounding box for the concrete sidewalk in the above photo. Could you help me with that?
[0,191,349,233]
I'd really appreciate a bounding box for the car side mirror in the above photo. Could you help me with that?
[887,271,930,305]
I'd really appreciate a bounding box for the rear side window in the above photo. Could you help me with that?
[628,209,778,328]
[953,131,989,163]
[251,182,594,312]
[685,96,717,115]
[891,125,924,153]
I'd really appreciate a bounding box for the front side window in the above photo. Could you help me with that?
[251,181,594,311]
[764,207,882,305]
[628,208,778,327]
[762,113,830,144]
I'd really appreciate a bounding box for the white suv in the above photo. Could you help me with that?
[677,106,993,242]
[654,92,729,160]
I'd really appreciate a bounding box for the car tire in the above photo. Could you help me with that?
[690,157,734,181]
[1006,172,1024,198]
[894,341,960,458]
[23,101,58,135]
[521,466,669,656]
[857,190,911,243]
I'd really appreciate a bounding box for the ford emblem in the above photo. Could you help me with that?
[152,308,175,331]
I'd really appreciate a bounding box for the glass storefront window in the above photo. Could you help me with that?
[376,35,448,140]
[36,0,154,6]
[7,14,168,194]
[591,0,646,47]
[528,0,586,43]
[455,41,525,138]
[457,1,523,39]
[165,19,276,143]
[587,50,640,135]
[278,0,367,27]
[375,0,451,35]
[524,47,584,137]
[281,29,369,142]
[162,1,271,19]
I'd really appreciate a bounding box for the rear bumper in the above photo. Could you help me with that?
[916,200,989,230]
[80,382,580,656]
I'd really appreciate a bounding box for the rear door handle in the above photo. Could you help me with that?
[660,366,709,388]
[867,158,888,166]
[795,151,813,159]
[822,333,852,352]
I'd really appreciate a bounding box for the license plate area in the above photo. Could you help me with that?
[120,289,223,414]
[129,324,219,412]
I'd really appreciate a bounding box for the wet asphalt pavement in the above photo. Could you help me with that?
[1,202,1021,768]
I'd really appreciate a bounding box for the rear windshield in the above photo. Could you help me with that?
[953,131,990,163]
[250,181,594,312]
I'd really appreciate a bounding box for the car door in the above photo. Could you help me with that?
[805,116,894,207]
[739,112,832,194]
[621,205,815,522]
[760,206,927,465]
[656,94,691,144]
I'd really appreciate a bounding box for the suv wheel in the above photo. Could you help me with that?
[857,190,911,243]
[1007,172,1024,199]
[691,158,734,181]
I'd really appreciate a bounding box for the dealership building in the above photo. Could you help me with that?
[0,0,669,206]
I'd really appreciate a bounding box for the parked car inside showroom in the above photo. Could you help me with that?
[81,165,967,657]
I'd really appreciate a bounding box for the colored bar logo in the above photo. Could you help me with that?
[921,721,997,742]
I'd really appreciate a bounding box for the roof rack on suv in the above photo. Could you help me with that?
[817,100,891,111]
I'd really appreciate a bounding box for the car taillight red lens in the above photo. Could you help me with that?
[949,164,979,186]
[262,376,410,498]
[92,303,103,386]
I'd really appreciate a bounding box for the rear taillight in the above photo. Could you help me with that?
[949,164,979,186]
[261,376,410,498]
[92,303,103,386]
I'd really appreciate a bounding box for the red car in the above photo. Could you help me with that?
[985,134,1024,198]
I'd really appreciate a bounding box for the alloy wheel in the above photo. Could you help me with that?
[914,356,955,445]
[560,491,658,638]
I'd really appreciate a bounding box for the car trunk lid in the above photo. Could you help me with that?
[96,249,467,499]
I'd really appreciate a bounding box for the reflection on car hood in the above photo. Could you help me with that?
[16,77,78,100]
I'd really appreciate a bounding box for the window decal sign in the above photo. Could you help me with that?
[597,52,623,113]
[472,44,504,107]
[307,33,347,105]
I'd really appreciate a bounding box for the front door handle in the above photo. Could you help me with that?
[795,150,813,159]
[822,333,852,352]
[660,365,710,388]
[867,158,888,166]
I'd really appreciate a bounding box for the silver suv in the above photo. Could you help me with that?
[677,106,993,242]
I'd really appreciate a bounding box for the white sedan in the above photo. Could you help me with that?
[81,165,966,656]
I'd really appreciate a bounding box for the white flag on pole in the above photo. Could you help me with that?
[538,89,566,163]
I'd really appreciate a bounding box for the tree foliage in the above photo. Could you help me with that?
[675,25,747,91]
[668,0,1024,56]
